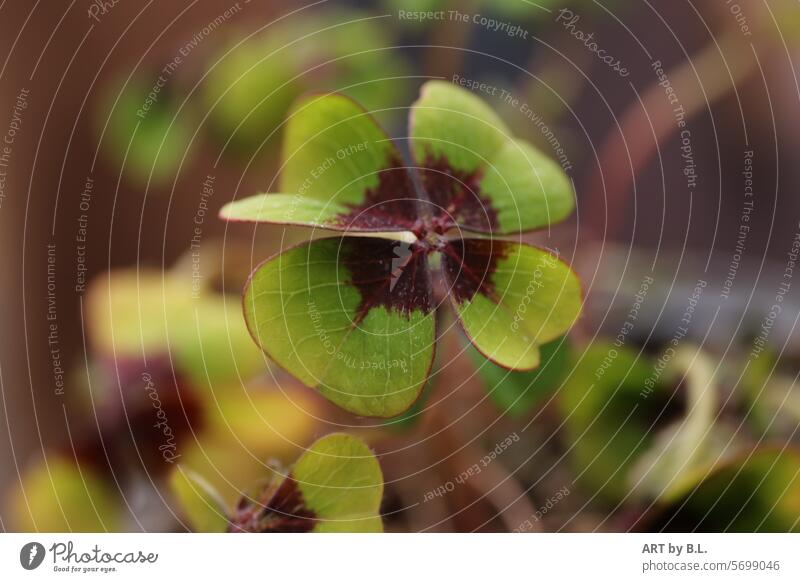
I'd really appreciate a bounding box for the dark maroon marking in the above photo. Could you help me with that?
[335,154,420,231]
[340,237,432,320]
[418,154,499,234]
[440,239,510,303]
[331,152,499,235]
[64,357,204,479]
[228,474,317,533]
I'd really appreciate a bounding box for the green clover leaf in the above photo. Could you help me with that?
[172,433,384,533]
[221,81,581,417]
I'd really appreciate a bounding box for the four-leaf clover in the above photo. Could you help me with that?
[221,81,582,417]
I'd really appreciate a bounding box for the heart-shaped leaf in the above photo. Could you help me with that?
[228,433,383,533]
[411,80,510,175]
[221,94,418,232]
[244,236,435,417]
[291,433,384,532]
[442,240,581,370]
[410,81,574,233]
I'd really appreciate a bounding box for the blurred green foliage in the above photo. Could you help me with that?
[652,448,800,532]
[86,267,263,392]
[559,343,663,502]
[9,458,121,532]
[205,9,412,151]
[101,77,192,186]
[470,336,570,416]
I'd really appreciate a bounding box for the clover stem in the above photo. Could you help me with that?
[427,329,539,531]
[455,438,541,532]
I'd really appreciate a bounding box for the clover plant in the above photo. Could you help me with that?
[171,433,384,533]
[221,81,582,417]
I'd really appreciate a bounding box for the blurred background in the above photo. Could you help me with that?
[1,0,800,532]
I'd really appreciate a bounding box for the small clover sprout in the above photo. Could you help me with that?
[171,433,384,533]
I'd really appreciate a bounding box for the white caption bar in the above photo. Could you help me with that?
[0,533,798,581]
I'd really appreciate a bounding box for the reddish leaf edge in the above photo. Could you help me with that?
[443,240,584,373]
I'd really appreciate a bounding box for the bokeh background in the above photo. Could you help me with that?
[2,0,800,532]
